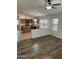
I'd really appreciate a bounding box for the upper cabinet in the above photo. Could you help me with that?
[18,15,39,33]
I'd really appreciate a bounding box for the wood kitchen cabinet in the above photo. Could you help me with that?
[20,19,32,33]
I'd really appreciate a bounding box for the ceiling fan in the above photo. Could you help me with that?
[45,0,61,9]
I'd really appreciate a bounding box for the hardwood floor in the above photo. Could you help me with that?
[17,35,62,59]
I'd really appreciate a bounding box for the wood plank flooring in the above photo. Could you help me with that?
[17,35,62,59]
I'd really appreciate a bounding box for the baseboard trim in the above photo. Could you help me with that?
[50,34,62,39]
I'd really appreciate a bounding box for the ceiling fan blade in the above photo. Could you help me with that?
[52,6,56,9]
[53,3,61,6]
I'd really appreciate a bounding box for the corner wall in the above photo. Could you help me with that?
[50,12,62,39]
[32,18,51,38]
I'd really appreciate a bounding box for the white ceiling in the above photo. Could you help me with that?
[17,0,62,18]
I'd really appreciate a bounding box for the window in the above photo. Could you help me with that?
[40,19,48,29]
[52,18,59,31]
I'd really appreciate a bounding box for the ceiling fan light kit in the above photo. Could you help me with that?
[46,5,52,10]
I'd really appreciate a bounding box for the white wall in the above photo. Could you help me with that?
[32,12,62,39]
[32,18,51,38]
[32,29,50,38]
[50,12,62,39]
[17,31,21,41]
